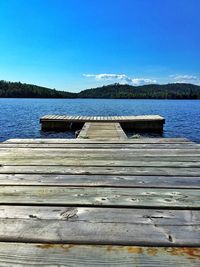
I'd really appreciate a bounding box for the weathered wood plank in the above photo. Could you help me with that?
[2,147,200,160]
[0,174,200,188]
[41,114,165,122]
[2,152,200,160]
[1,148,200,157]
[77,123,90,139]
[3,138,192,144]
[0,186,199,208]
[78,122,127,140]
[0,135,199,254]
[0,243,199,267]
[3,206,198,223]
[1,157,200,167]
[1,165,200,176]
[0,206,199,245]
[1,143,198,149]
[2,151,200,162]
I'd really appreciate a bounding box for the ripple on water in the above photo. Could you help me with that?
[0,98,200,143]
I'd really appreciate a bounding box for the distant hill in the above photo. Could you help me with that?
[0,80,76,98]
[1,80,200,99]
[78,83,200,99]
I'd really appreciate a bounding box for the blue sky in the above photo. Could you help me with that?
[0,0,199,92]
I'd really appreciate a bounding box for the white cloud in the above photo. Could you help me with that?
[83,73,157,85]
[131,78,157,86]
[170,74,200,84]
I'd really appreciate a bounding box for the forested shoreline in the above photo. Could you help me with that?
[1,80,200,99]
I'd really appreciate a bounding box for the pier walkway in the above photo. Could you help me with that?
[0,134,199,265]
[77,122,127,140]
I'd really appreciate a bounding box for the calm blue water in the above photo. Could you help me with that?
[0,98,200,143]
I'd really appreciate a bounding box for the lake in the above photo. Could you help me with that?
[0,98,200,143]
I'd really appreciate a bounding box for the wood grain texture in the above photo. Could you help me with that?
[0,136,199,263]
[1,165,200,176]
[40,114,165,132]
[1,158,200,167]
[0,243,199,267]
[76,122,127,140]
[3,138,191,144]
[0,206,199,246]
[0,174,199,188]
[40,114,165,122]
[0,186,199,208]
[1,152,200,162]
[0,143,198,149]
[1,148,200,157]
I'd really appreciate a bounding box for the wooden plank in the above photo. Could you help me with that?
[1,153,200,165]
[0,174,199,188]
[1,143,198,149]
[41,114,165,121]
[115,123,128,139]
[40,114,165,131]
[0,186,199,208]
[0,243,199,267]
[51,115,56,120]
[66,115,73,120]
[3,138,192,144]
[1,157,200,167]
[77,123,90,139]
[1,164,200,176]
[78,122,127,140]
[2,148,200,161]
[0,206,199,245]
[1,148,200,157]
[84,116,91,121]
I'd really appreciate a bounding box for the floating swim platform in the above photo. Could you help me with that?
[40,114,165,132]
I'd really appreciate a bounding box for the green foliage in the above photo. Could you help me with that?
[0,80,76,98]
[0,80,200,99]
[78,83,200,99]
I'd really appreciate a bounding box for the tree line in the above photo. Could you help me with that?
[1,80,200,99]
[0,81,75,98]
[78,83,200,99]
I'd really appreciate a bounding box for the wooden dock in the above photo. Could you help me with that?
[40,114,165,132]
[77,122,127,140]
[0,135,199,265]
